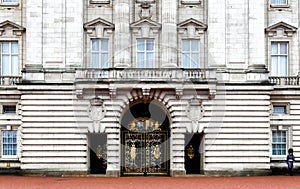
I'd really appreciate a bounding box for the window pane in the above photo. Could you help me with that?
[3,0,18,2]
[280,43,287,54]
[279,56,287,76]
[191,53,199,68]
[191,40,199,51]
[11,55,18,76]
[91,53,99,68]
[91,40,99,51]
[271,43,278,54]
[101,53,108,68]
[182,40,190,51]
[2,55,10,76]
[146,40,154,51]
[11,42,18,54]
[146,52,154,68]
[182,53,189,68]
[137,52,144,68]
[271,56,278,76]
[101,40,108,51]
[2,131,17,157]
[273,106,286,114]
[137,40,144,51]
[2,42,9,53]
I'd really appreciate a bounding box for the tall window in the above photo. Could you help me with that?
[271,42,288,76]
[182,39,200,68]
[0,42,18,76]
[272,130,287,155]
[91,39,109,68]
[136,39,154,68]
[2,130,17,158]
[271,0,287,5]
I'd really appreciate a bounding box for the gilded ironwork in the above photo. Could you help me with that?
[96,145,103,159]
[130,144,137,160]
[154,144,161,159]
[187,145,194,159]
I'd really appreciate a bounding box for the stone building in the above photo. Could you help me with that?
[0,0,299,176]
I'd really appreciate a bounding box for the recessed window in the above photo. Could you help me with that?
[272,130,287,155]
[271,42,288,76]
[91,39,109,68]
[273,105,286,114]
[0,42,19,76]
[182,39,200,68]
[271,0,287,5]
[1,0,18,2]
[2,130,17,158]
[136,39,155,68]
[2,105,16,114]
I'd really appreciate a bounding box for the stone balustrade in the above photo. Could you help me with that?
[0,76,22,86]
[269,76,300,86]
[75,68,216,82]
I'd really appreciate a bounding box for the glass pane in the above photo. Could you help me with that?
[191,40,199,51]
[91,53,99,68]
[91,40,99,51]
[279,56,287,76]
[2,42,10,53]
[146,40,154,51]
[182,53,189,68]
[271,56,278,76]
[137,52,144,68]
[101,53,108,68]
[182,40,190,51]
[2,55,10,76]
[273,106,286,114]
[271,43,278,54]
[11,55,18,76]
[146,52,154,68]
[101,39,108,51]
[137,40,144,51]
[280,43,288,54]
[3,0,18,2]
[11,42,18,54]
[191,53,199,68]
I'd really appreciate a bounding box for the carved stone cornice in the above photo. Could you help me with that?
[265,21,297,37]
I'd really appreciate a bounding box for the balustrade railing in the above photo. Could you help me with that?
[0,76,22,86]
[75,68,216,82]
[269,76,300,86]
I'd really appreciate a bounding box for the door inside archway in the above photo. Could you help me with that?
[121,102,170,176]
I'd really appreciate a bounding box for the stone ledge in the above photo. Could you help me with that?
[204,169,272,176]
[170,169,186,176]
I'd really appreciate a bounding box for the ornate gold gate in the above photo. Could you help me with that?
[122,119,169,175]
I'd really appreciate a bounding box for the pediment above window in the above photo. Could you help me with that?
[265,21,297,37]
[178,18,207,38]
[0,20,25,37]
[130,19,161,37]
[84,17,114,37]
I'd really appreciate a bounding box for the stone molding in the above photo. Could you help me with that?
[265,21,297,37]
[0,20,25,37]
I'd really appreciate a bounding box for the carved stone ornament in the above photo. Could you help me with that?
[87,97,107,133]
[186,97,204,133]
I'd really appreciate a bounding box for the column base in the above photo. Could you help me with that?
[170,169,186,177]
[106,170,120,177]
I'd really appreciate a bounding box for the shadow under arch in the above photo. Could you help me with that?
[120,99,171,176]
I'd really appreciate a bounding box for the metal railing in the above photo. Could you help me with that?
[0,76,22,86]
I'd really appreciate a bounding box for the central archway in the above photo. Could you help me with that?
[121,100,170,176]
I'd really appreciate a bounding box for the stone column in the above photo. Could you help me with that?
[113,0,131,68]
[161,0,177,68]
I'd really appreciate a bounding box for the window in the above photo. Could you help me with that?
[271,42,288,76]
[273,106,286,114]
[271,0,287,5]
[182,39,200,68]
[272,130,287,155]
[136,39,154,68]
[91,39,109,68]
[2,105,16,114]
[2,130,17,158]
[0,42,18,76]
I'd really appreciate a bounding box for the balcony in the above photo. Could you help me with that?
[269,76,300,86]
[75,68,216,83]
[0,76,22,86]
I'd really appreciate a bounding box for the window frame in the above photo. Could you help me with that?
[136,39,155,68]
[269,41,289,77]
[270,0,289,8]
[0,41,19,76]
[1,130,17,159]
[272,130,287,156]
[271,125,292,160]
[181,39,201,69]
[90,39,109,69]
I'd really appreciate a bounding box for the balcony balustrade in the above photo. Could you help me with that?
[0,76,22,86]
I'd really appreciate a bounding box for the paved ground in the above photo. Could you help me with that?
[0,176,299,189]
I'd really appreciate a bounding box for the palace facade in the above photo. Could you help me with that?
[0,0,299,176]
